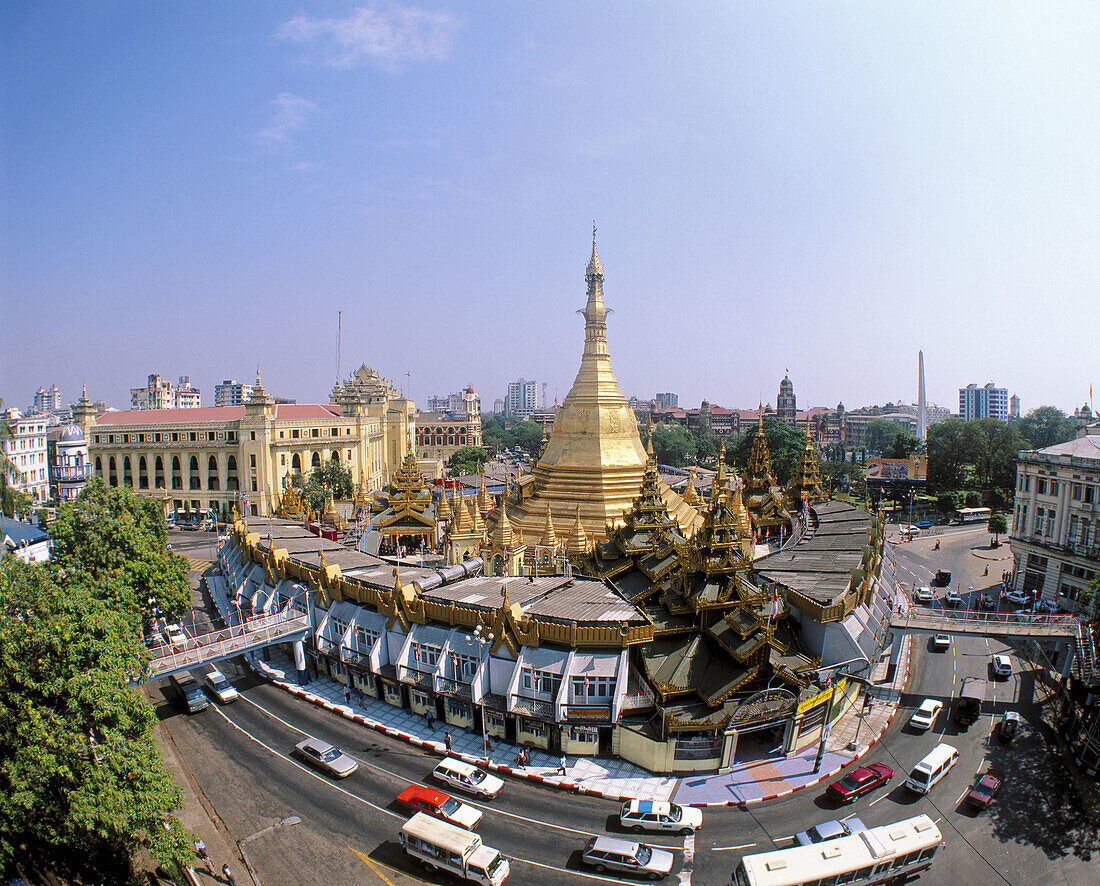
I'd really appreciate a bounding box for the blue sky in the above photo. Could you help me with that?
[3,2,1097,417]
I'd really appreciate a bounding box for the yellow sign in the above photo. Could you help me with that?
[796,678,847,716]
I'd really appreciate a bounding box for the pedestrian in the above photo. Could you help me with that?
[444,731,452,752]
[344,688,351,706]
[195,839,212,874]
[557,754,567,776]
[984,565,989,576]
[222,863,236,886]
[426,711,435,731]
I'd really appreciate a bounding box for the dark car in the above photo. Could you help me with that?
[826,763,894,804]
[934,570,951,587]
[999,711,1020,742]
[965,768,1004,809]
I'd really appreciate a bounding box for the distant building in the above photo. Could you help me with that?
[2,409,50,503]
[416,386,482,463]
[777,375,796,424]
[49,421,92,502]
[0,516,50,563]
[959,382,1010,422]
[654,392,678,409]
[505,378,539,418]
[1010,394,1021,420]
[493,398,505,415]
[33,384,62,414]
[131,374,201,410]
[174,376,201,409]
[214,379,255,408]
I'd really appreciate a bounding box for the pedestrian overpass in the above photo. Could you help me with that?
[146,607,310,681]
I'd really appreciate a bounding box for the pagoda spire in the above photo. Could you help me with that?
[540,503,557,547]
[567,504,589,554]
[436,486,452,522]
[645,413,656,460]
[491,501,513,549]
[581,224,609,359]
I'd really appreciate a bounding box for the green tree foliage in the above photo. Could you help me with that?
[890,433,920,459]
[966,418,1027,492]
[820,460,865,499]
[480,414,506,454]
[478,415,543,457]
[729,418,805,485]
[447,446,490,477]
[0,551,192,883]
[49,479,191,621]
[927,418,972,491]
[988,512,1008,544]
[1018,406,1077,449]
[290,459,355,514]
[935,491,961,515]
[510,420,545,455]
[863,418,906,455]
[646,423,697,468]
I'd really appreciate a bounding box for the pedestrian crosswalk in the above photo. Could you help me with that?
[185,556,212,572]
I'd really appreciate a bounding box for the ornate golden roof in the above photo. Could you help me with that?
[541,503,557,547]
[786,428,828,507]
[491,501,513,549]
[744,410,778,494]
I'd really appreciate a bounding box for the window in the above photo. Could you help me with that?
[521,718,547,737]
[569,726,598,742]
[250,431,256,441]
[311,428,319,438]
[1073,484,1083,500]
[447,700,470,718]
[413,644,440,667]
[250,454,256,468]
[1087,487,1096,505]
[1025,476,1031,492]
[1038,479,1047,495]
[411,690,430,707]
[572,676,614,700]
[1051,480,1059,496]
[522,669,561,696]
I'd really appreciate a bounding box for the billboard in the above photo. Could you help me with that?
[866,455,927,482]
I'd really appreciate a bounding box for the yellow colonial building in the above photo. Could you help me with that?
[80,366,413,517]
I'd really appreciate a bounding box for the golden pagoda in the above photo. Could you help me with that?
[742,411,792,539]
[785,428,828,509]
[490,231,702,543]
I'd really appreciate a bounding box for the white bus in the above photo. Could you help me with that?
[955,507,991,524]
[400,812,509,885]
[731,814,942,886]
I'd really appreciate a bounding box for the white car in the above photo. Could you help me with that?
[943,589,962,607]
[203,668,239,703]
[913,587,936,604]
[909,699,943,731]
[1004,591,1030,607]
[620,799,703,834]
[432,757,504,799]
[991,654,1013,679]
[164,623,188,649]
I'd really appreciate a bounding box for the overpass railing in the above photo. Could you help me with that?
[890,605,1079,638]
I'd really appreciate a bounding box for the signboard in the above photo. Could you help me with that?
[866,456,927,482]
[796,678,847,715]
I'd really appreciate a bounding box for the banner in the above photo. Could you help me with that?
[866,456,927,482]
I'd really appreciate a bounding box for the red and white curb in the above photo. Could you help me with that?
[247,631,913,808]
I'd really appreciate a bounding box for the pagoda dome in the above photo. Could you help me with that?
[59,424,85,444]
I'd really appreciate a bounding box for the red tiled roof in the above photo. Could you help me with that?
[95,404,340,426]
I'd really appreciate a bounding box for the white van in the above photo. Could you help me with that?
[906,744,959,794]
[400,812,509,885]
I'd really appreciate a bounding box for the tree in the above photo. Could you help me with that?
[864,418,905,456]
[988,512,1008,545]
[728,418,805,485]
[447,446,489,477]
[0,549,193,883]
[821,460,865,499]
[1018,406,1076,450]
[49,479,191,621]
[647,423,696,468]
[480,414,506,455]
[510,420,545,455]
[964,418,1026,493]
[927,418,971,491]
[890,433,919,459]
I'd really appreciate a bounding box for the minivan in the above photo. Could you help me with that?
[906,743,958,794]
[170,672,209,714]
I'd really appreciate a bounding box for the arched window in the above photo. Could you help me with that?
[138,456,148,489]
[207,455,219,490]
[108,456,117,487]
[331,450,340,464]
[311,452,321,470]
[171,456,182,490]
[122,456,132,487]
[154,455,164,488]
[95,456,102,477]
[227,455,238,491]
[291,453,301,473]
[189,456,201,490]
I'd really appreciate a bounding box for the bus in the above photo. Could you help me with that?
[731,814,942,886]
[955,507,991,524]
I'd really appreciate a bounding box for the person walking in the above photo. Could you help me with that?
[426,711,435,731]
[344,688,351,706]
[444,731,452,752]
[557,754,567,776]
[222,864,237,886]
[195,839,212,874]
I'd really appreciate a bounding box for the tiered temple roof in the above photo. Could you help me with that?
[372,440,436,539]
[785,428,828,508]
[742,413,792,537]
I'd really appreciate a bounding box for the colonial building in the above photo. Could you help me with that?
[1010,428,1100,607]
[416,386,482,464]
[777,375,797,424]
[49,419,93,502]
[2,409,50,503]
[84,367,412,518]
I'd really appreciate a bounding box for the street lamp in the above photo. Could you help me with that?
[473,625,495,760]
[237,815,301,886]
[812,655,871,773]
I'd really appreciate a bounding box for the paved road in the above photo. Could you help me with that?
[157,528,1100,885]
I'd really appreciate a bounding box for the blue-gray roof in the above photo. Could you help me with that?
[0,516,49,549]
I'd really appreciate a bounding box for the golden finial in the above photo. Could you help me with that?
[645,413,655,459]
[586,222,603,277]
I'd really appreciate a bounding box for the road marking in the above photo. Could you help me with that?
[955,787,969,805]
[236,693,621,841]
[868,793,890,807]
[677,831,694,886]
[773,834,795,844]
[840,812,860,822]
[350,848,398,886]
[712,843,757,852]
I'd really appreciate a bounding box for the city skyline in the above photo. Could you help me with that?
[3,3,1097,414]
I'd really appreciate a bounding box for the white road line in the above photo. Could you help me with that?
[955,787,969,805]
[840,812,860,822]
[773,834,795,844]
[868,793,890,807]
[236,693,616,840]
[712,843,757,852]
[677,831,695,886]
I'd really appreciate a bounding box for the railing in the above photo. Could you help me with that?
[892,605,1079,637]
[620,690,656,712]
[147,609,310,678]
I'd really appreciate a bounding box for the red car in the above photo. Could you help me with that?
[965,768,1004,809]
[826,763,895,804]
[396,784,483,830]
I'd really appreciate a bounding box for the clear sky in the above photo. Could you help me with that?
[3,2,1097,417]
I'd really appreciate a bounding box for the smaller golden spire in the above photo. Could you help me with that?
[645,413,656,459]
[567,504,589,554]
[470,496,485,531]
[683,471,698,505]
[586,221,603,277]
[436,485,452,522]
[541,503,557,547]
[452,490,465,530]
[477,471,489,513]
[492,501,513,549]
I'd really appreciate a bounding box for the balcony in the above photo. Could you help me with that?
[511,694,555,719]
[437,678,473,700]
[56,465,93,482]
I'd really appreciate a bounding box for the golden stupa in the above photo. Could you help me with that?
[493,231,702,543]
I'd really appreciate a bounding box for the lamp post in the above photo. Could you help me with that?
[473,625,495,760]
[811,655,870,773]
[237,815,301,886]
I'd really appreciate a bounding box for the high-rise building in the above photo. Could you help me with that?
[215,379,255,408]
[506,378,539,418]
[174,376,201,409]
[959,382,1010,422]
[777,374,796,424]
[33,385,62,414]
[654,392,678,409]
[1010,394,1021,421]
[2,408,50,503]
[131,374,173,410]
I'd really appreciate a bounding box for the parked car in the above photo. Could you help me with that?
[203,668,238,704]
[294,737,358,778]
[934,570,951,587]
[913,586,936,604]
[619,800,702,834]
[999,711,1021,742]
[433,758,504,799]
[943,589,962,607]
[1004,590,1030,607]
[1035,599,1058,614]
[909,699,943,731]
[794,817,867,846]
[581,836,675,880]
[931,634,951,651]
[164,623,188,649]
[979,594,998,610]
[396,784,483,830]
[915,520,933,529]
[826,764,894,804]
[991,654,1013,679]
[965,768,1005,809]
